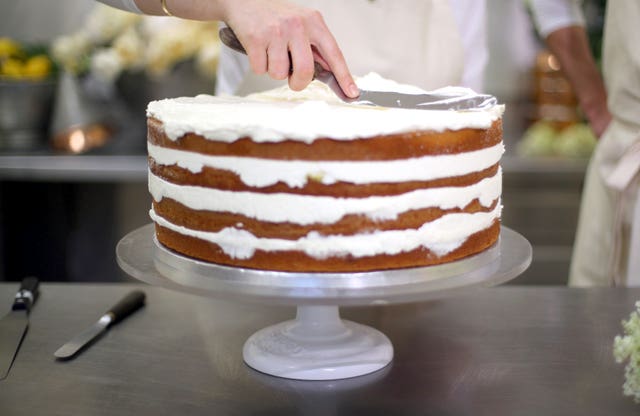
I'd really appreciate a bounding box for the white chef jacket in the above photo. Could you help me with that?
[96,0,585,94]
[569,0,640,287]
[215,0,585,94]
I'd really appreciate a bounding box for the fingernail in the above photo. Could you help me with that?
[349,83,359,98]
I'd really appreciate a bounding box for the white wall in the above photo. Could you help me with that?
[0,0,95,42]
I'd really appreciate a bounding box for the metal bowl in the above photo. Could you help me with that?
[0,78,57,151]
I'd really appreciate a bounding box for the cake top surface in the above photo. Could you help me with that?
[147,73,504,143]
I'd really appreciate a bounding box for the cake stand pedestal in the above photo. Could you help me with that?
[116,224,531,380]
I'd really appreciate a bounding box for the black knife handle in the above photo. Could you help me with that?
[106,290,145,325]
[219,26,245,55]
[12,276,40,312]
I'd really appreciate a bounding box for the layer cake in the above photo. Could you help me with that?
[146,74,505,272]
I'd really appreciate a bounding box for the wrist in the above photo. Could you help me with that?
[214,0,235,23]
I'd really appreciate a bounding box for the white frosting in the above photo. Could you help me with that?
[147,73,504,143]
[149,168,501,225]
[149,203,501,260]
[148,142,504,188]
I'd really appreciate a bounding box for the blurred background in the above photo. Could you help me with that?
[0,0,607,284]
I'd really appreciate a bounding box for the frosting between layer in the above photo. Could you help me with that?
[149,168,502,224]
[147,73,504,144]
[150,203,501,260]
[148,142,504,187]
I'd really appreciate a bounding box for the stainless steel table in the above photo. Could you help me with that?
[0,283,638,415]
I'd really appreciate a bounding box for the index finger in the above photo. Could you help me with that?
[307,19,359,98]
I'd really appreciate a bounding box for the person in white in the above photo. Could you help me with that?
[569,1,640,287]
[97,0,609,134]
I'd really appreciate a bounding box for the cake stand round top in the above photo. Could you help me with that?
[116,224,531,306]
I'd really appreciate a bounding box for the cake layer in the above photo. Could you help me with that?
[152,196,499,239]
[148,168,501,225]
[150,202,501,259]
[152,218,501,272]
[147,141,503,188]
[146,90,504,144]
[147,117,503,161]
[148,157,499,196]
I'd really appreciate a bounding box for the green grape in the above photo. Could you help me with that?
[555,123,597,158]
[517,121,558,157]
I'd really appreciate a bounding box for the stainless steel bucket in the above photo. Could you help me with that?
[0,79,57,151]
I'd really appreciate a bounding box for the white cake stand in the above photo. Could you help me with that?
[116,224,531,380]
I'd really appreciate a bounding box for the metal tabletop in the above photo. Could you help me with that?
[0,283,638,415]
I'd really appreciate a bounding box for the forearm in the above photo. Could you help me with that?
[545,25,611,136]
[132,0,230,20]
[100,0,357,96]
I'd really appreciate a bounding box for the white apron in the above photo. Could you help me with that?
[569,1,640,287]
[235,0,465,95]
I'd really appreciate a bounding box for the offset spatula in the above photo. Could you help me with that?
[219,27,497,110]
[54,290,145,360]
[0,277,40,380]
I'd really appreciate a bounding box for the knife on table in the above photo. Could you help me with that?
[219,27,497,110]
[54,290,145,360]
[0,276,40,380]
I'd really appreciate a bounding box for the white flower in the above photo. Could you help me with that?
[52,5,221,83]
[196,41,220,79]
[113,27,144,68]
[614,301,640,402]
[142,19,205,78]
[83,4,141,44]
[51,33,91,74]
[90,48,124,82]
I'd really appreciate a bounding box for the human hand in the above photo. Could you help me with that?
[220,0,358,97]
[544,26,611,139]
[589,110,612,139]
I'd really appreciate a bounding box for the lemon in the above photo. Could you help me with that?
[0,37,21,58]
[23,55,52,79]
[1,58,24,79]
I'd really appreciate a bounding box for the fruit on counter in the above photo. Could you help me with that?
[517,120,557,157]
[0,37,21,58]
[555,123,598,158]
[0,37,55,81]
[517,120,597,159]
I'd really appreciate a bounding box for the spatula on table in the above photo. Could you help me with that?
[0,277,39,380]
[219,27,497,111]
[54,290,145,360]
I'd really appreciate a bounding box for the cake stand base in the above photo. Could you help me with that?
[116,224,532,381]
[243,305,392,380]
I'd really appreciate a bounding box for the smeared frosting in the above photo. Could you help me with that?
[146,73,504,143]
[148,142,504,188]
[149,168,501,225]
[150,203,501,260]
